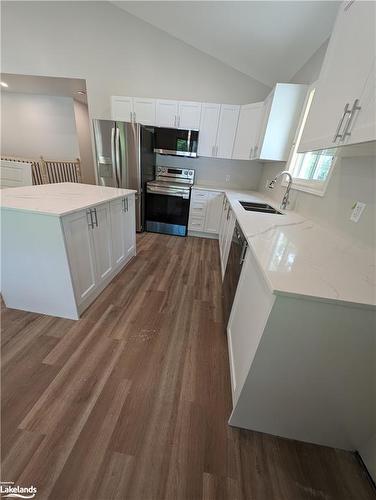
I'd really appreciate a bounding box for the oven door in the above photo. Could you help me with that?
[145,187,190,237]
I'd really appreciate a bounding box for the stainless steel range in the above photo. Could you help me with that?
[145,166,195,236]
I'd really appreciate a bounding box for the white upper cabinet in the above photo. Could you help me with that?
[232,102,263,160]
[111,96,156,125]
[254,83,308,161]
[111,96,133,122]
[216,105,240,159]
[299,1,376,152]
[198,103,240,158]
[178,101,202,129]
[198,103,221,156]
[156,99,179,128]
[132,98,156,126]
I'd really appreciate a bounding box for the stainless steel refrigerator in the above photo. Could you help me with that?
[92,120,155,232]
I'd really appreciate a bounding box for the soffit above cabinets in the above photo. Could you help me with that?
[111,1,340,87]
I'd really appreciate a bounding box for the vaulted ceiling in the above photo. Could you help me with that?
[112,1,340,87]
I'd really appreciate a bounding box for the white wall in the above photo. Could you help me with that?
[289,39,329,84]
[1,1,270,121]
[156,155,263,190]
[73,100,96,184]
[1,92,79,160]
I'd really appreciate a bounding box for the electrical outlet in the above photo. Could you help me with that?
[350,201,366,223]
[225,175,230,183]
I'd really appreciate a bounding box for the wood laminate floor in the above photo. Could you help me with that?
[1,233,375,500]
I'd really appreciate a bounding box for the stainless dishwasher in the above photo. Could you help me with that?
[222,221,248,327]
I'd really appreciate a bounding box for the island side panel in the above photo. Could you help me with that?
[229,294,376,454]
[1,209,79,319]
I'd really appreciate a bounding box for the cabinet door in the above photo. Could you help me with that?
[123,195,136,260]
[348,61,376,145]
[62,209,97,304]
[133,98,156,126]
[110,198,127,267]
[218,197,228,259]
[221,207,236,278]
[254,91,273,159]
[197,103,221,157]
[232,103,263,160]
[111,96,133,122]
[204,191,224,234]
[299,1,375,152]
[156,99,179,128]
[91,203,113,282]
[216,105,240,159]
[178,101,202,129]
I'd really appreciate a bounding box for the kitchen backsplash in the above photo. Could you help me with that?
[155,154,263,190]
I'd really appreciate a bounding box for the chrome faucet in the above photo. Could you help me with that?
[268,170,293,210]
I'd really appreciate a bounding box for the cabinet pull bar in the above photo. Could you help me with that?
[333,103,351,142]
[87,209,94,229]
[340,99,361,142]
[92,208,98,227]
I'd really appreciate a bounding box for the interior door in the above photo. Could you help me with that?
[178,101,202,129]
[216,105,240,159]
[111,96,133,121]
[197,103,221,157]
[156,99,179,128]
[62,209,97,304]
[133,98,156,126]
[91,203,113,282]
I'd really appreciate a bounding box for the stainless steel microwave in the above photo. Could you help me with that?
[154,127,199,157]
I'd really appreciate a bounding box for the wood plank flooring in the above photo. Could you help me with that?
[1,232,375,500]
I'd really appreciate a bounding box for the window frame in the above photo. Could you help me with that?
[282,83,337,197]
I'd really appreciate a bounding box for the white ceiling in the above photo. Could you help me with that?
[112,1,340,87]
[0,74,88,103]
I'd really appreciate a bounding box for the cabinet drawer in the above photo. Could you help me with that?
[191,190,209,201]
[190,206,207,218]
[188,217,205,231]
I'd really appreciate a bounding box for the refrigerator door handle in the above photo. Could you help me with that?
[115,127,121,188]
[111,126,118,186]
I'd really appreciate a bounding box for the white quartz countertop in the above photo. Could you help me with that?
[194,185,375,309]
[0,182,136,217]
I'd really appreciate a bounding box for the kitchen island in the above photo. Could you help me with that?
[1,182,136,319]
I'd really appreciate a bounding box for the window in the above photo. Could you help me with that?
[285,86,336,196]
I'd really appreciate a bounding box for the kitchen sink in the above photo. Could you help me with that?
[239,201,283,215]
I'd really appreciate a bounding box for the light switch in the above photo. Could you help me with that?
[350,201,366,223]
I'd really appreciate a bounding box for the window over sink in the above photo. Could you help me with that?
[285,86,336,196]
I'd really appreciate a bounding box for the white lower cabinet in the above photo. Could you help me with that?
[188,189,224,236]
[110,195,136,268]
[62,209,97,304]
[63,194,136,311]
[91,203,113,282]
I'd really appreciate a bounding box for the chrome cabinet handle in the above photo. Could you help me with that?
[333,103,351,142]
[340,99,361,142]
[227,206,231,220]
[239,241,248,265]
[92,208,98,227]
[133,111,137,122]
[87,209,94,229]
[254,145,258,157]
[249,146,253,159]
[212,145,215,156]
